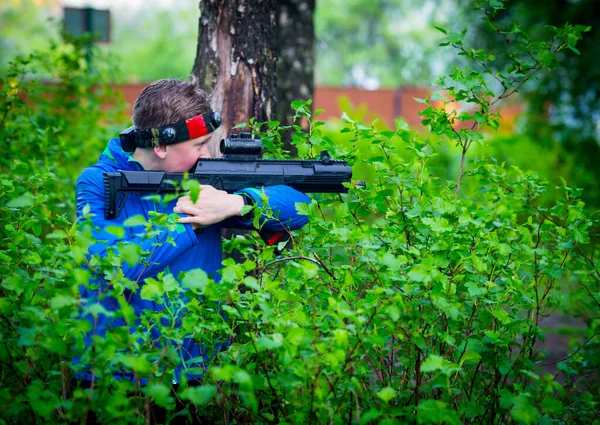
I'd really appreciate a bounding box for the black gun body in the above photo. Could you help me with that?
[104,157,352,219]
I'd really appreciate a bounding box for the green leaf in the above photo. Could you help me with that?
[542,397,564,415]
[422,217,452,233]
[465,282,487,297]
[85,303,115,318]
[376,387,396,403]
[295,202,310,216]
[145,384,172,408]
[46,230,67,239]
[408,264,430,283]
[420,354,447,373]
[461,351,482,365]
[285,327,306,346]
[140,279,164,302]
[333,329,349,347]
[0,252,12,265]
[491,309,510,324]
[240,204,253,217]
[50,295,78,310]
[417,400,461,425]
[233,369,252,387]
[106,225,125,239]
[243,275,260,291]
[119,243,140,267]
[0,298,13,314]
[181,269,209,290]
[344,270,354,287]
[360,409,382,425]
[6,193,34,208]
[255,335,283,351]
[292,99,311,110]
[394,118,410,131]
[183,179,200,203]
[382,252,405,271]
[499,389,515,409]
[117,355,152,375]
[341,112,354,123]
[179,386,217,406]
[511,395,541,425]
[123,215,147,227]
[211,366,233,381]
[447,31,464,45]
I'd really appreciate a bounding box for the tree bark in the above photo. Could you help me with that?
[192,0,279,263]
[274,0,316,128]
[192,0,278,156]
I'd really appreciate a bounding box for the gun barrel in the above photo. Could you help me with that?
[193,157,352,193]
[103,156,355,219]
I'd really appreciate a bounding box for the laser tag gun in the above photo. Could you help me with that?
[104,133,362,248]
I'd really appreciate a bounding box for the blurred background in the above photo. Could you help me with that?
[1,0,598,209]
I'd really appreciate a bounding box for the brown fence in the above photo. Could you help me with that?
[114,84,523,131]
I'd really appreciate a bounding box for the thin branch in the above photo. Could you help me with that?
[257,255,335,279]
[538,333,599,367]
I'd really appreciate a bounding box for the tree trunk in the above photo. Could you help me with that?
[192,0,278,156]
[192,0,279,263]
[275,0,316,129]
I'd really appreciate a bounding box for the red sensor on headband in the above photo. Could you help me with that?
[186,115,210,139]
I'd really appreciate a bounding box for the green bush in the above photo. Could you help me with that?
[0,31,126,423]
[0,1,598,424]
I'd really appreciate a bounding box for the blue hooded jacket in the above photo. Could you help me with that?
[75,138,309,382]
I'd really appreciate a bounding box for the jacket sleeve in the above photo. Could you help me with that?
[224,185,310,231]
[76,166,198,282]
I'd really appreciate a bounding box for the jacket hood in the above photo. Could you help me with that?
[99,138,144,171]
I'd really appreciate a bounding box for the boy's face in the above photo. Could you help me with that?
[162,135,212,172]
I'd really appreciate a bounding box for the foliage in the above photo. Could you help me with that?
[0,31,126,423]
[1,30,126,191]
[0,0,58,71]
[447,0,600,210]
[2,0,458,88]
[0,0,198,84]
[108,0,199,83]
[1,1,599,424]
[462,0,600,143]
[315,0,459,88]
[417,0,590,195]
[216,98,600,424]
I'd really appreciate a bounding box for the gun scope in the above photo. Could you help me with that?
[220,132,263,157]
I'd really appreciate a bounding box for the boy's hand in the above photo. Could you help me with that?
[173,185,245,229]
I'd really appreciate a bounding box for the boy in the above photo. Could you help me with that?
[74,77,309,420]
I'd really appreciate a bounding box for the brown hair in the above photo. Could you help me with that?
[132,76,212,130]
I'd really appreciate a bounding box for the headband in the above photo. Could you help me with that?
[119,111,222,152]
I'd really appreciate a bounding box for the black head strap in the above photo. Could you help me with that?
[119,111,222,152]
